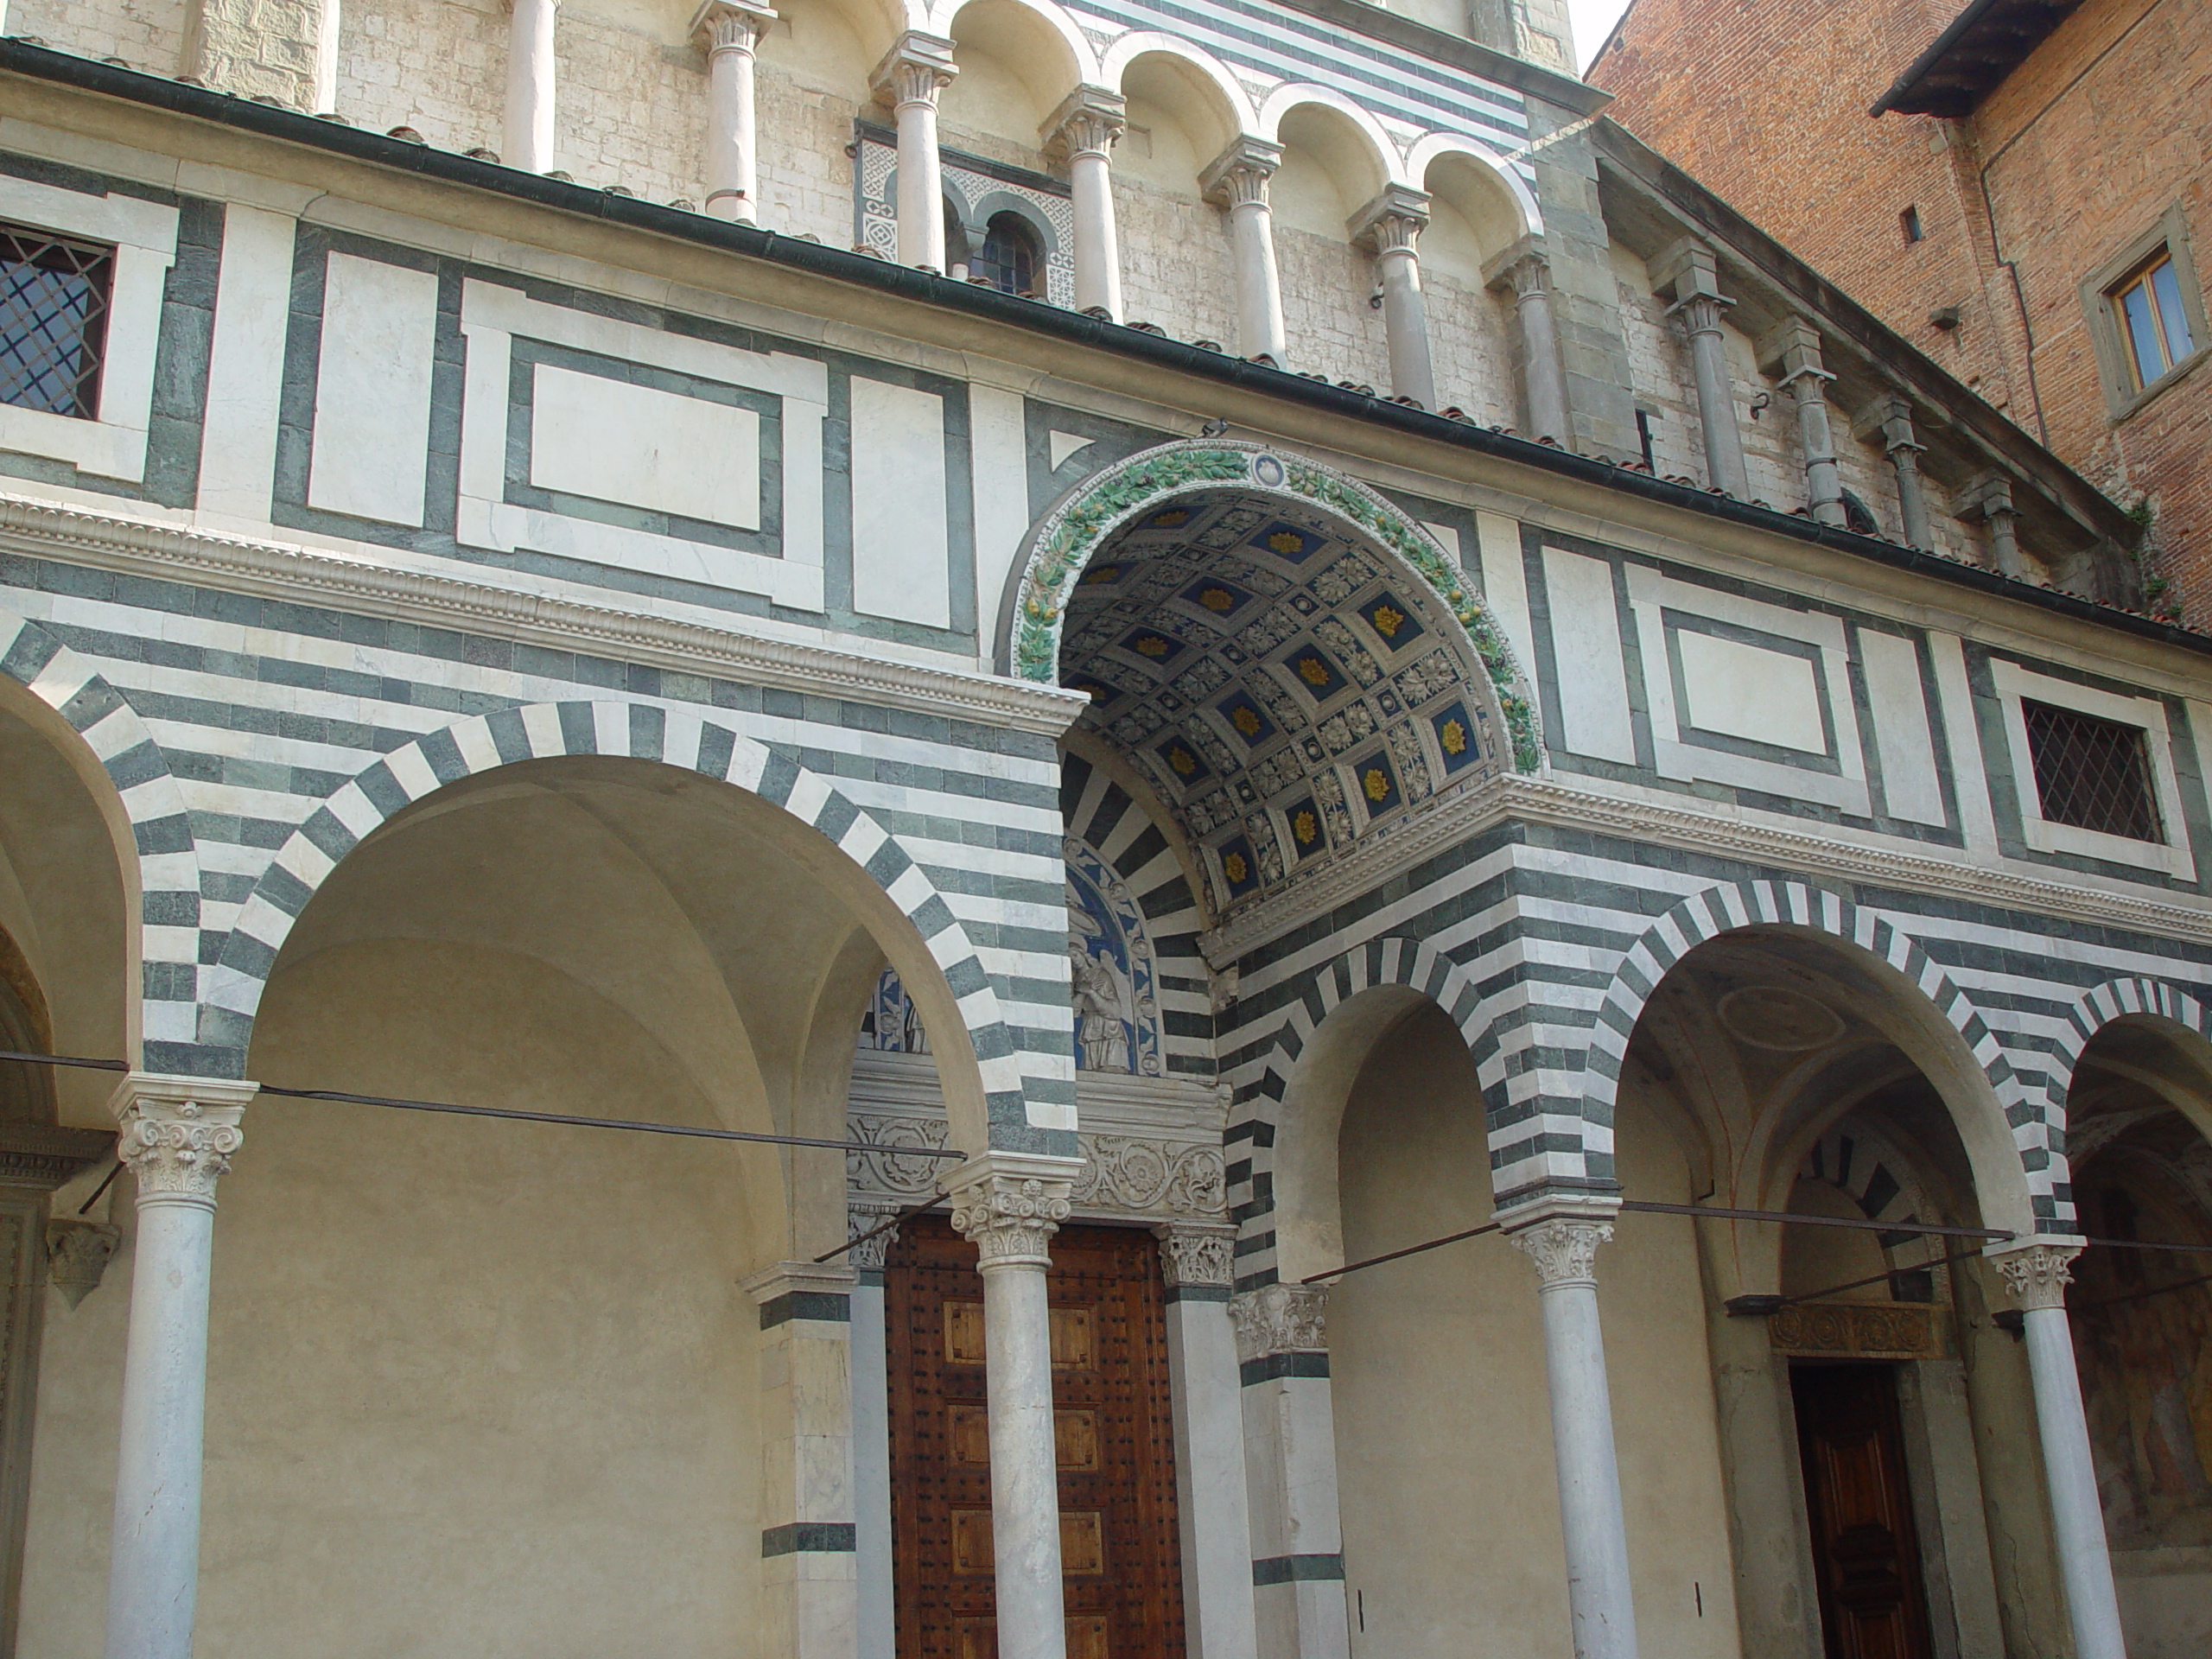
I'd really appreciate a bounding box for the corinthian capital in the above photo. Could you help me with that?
[1348,185,1430,256]
[110,1073,258,1207]
[871,32,957,110]
[1509,1215,1614,1288]
[1155,1222,1236,1293]
[946,1151,1080,1270]
[1200,137,1283,210]
[1045,86,1126,163]
[1989,1241,2082,1311]
[1482,234,1553,302]
[1230,1281,1327,1362]
[689,0,774,54]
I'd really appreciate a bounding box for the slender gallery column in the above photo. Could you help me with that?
[504,0,560,173]
[690,0,775,221]
[948,1153,1081,1659]
[1158,1224,1260,1659]
[1967,475,2025,576]
[848,1205,901,1659]
[1350,186,1436,409]
[1200,139,1289,367]
[103,1072,257,1659]
[1230,1283,1350,1659]
[1485,238,1569,441]
[1869,393,1932,548]
[870,34,957,270]
[1509,1211,1640,1659]
[1990,1243,2127,1659]
[1046,88,1127,320]
[1655,239,1749,498]
[1762,318,1845,525]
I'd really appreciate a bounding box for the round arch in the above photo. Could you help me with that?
[205,700,1035,1157]
[0,607,199,1068]
[1586,880,2044,1239]
[1098,35,1256,149]
[926,0,1099,86]
[2050,976,2212,1147]
[1254,84,1408,192]
[1404,132,1542,244]
[997,440,1541,772]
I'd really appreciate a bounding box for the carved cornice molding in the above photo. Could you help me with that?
[1988,1240,2082,1311]
[0,493,1087,738]
[1203,771,2212,964]
[846,1103,1226,1222]
[0,1122,114,1192]
[1230,1281,1327,1362]
[110,1073,257,1208]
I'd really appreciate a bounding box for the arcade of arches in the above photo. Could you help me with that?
[1,484,2209,1659]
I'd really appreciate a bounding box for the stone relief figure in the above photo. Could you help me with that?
[1069,893,1134,1073]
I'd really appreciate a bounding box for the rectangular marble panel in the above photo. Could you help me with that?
[1675,629,1825,752]
[1474,511,1535,681]
[1541,544,1636,764]
[529,364,760,529]
[1859,630,1947,827]
[849,377,950,629]
[196,205,296,524]
[308,252,438,526]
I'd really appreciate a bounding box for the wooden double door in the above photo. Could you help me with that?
[885,1218,1185,1659]
[1792,1363,1934,1659]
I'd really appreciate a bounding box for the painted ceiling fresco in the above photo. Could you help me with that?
[1059,489,1500,914]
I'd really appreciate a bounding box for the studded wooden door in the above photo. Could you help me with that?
[885,1217,1185,1659]
[1792,1363,1933,1659]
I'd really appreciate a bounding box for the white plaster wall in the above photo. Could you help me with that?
[1331,1006,1741,1659]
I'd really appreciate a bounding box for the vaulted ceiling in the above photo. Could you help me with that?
[1058,488,1500,916]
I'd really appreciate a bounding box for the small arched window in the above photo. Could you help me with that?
[970,213,1041,296]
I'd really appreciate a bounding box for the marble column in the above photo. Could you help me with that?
[1656,241,1749,499]
[1158,1224,1260,1659]
[1350,186,1435,410]
[1867,393,1932,548]
[312,0,340,113]
[870,34,957,270]
[1230,1282,1349,1659]
[690,0,775,222]
[1509,1210,1640,1659]
[1967,475,2025,576]
[847,1205,901,1659]
[948,1153,1081,1659]
[1763,319,1845,525]
[1990,1243,2127,1659]
[102,1073,257,1659]
[503,0,560,174]
[1485,238,1569,442]
[1046,88,1126,321]
[1200,138,1289,367]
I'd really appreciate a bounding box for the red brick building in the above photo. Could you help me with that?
[1590,0,2210,622]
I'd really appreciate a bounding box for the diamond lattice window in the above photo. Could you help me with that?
[2022,698,2163,843]
[0,224,115,420]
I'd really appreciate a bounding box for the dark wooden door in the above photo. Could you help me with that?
[1792,1363,1933,1659]
[886,1217,1185,1659]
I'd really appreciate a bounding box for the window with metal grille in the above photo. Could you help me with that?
[2022,698,2163,842]
[969,213,1039,296]
[0,224,114,420]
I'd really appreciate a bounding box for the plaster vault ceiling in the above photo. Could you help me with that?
[1058,488,1502,915]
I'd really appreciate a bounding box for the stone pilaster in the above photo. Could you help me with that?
[1230,1281,1345,1659]
[746,1261,859,1659]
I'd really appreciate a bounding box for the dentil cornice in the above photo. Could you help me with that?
[0,493,1086,738]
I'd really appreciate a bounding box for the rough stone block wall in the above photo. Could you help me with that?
[1425,273,1514,426]
[551,10,707,202]
[753,68,864,248]
[338,0,503,157]
[11,0,185,75]
[1274,228,1391,391]
[1115,182,1241,350]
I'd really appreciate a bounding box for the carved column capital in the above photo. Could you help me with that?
[1154,1221,1236,1293]
[1045,86,1126,164]
[1509,1215,1615,1289]
[871,32,957,109]
[1990,1241,2082,1311]
[689,0,773,54]
[1348,185,1430,257]
[1199,137,1283,210]
[110,1074,257,1209]
[46,1218,121,1308]
[1667,289,1734,339]
[1230,1281,1327,1362]
[946,1152,1079,1270]
[846,1200,905,1274]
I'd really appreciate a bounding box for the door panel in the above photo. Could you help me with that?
[887,1217,1186,1659]
[1792,1363,1933,1659]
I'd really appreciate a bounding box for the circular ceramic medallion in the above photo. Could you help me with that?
[1716,984,1846,1051]
[1252,453,1286,487]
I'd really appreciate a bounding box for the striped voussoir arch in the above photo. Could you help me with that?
[1584,879,2062,1222]
[197,700,1042,1141]
[1224,934,1498,1289]
[2046,976,2212,1128]
[0,608,203,1071]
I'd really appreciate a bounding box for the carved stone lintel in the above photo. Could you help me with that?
[1508,1215,1614,1289]
[1154,1222,1236,1292]
[946,1154,1079,1271]
[45,1218,121,1309]
[1199,137,1283,210]
[110,1074,257,1208]
[1990,1241,2082,1312]
[1230,1281,1327,1363]
[870,33,957,110]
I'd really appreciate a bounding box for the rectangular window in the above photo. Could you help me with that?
[1900,206,1923,245]
[2022,698,2163,842]
[0,223,115,420]
[2111,251,2196,391]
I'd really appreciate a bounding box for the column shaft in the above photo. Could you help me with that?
[848,1210,899,1659]
[1203,143,1288,366]
[504,0,559,174]
[1376,249,1435,406]
[1069,151,1121,318]
[1512,1215,1640,1659]
[1876,400,1932,549]
[1488,247,1569,442]
[102,1075,255,1659]
[696,4,773,222]
[874,39,957,271]
[1789,373,1845,525]
[1678,302,1749,498]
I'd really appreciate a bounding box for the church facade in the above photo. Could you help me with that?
[0,2,2206,1658]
